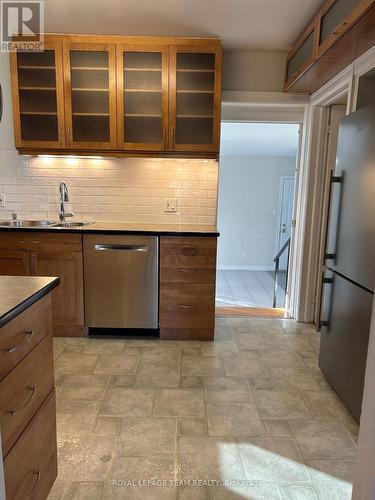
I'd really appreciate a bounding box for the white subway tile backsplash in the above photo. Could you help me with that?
[0,150,218,225]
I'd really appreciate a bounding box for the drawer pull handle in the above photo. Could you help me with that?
[177,304,194,309]
[17,240,39,244]
[6,330,33,353]
[178,269,190,273]
[26,469,40,498]
[9,385,36,416]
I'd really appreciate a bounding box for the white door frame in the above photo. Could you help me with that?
[221,92,309,318]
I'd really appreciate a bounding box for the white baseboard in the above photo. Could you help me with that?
[218,265,274,271]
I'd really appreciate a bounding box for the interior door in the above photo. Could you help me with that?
[277,176,295,269]
[169,45,222,152]
[117,45,169,150]
[10,41,65,148]
[63,43,117,149]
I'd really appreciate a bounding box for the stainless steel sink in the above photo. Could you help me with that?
[0,220,56,228]
[52,221,91,228]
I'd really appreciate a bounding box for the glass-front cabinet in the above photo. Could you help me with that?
[285,20,317,90]
[317,0,373,56]
[63,43,117,149]
[10,35,223,155]
[11,41,65,147]
[169,46,222,152]
[117,45,169,150]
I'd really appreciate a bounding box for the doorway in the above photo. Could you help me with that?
[216,122,300,314]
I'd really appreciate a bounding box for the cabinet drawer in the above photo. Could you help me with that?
[160,236,217,258]
[0,294,52,381]
[3,390,57,500]
[160,283,215,328]
[160,282,215,308]
[161,254,216,269]
[0,336,54,457]
[0,232,82,252]
[160,305,214,328]
[160,267,215,284]
[160,327,214,341]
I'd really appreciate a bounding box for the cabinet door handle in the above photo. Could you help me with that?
[332,21,348,35]
[291,70,301,79]
[8,385,36,416]
[177,304,196,309]
[25,469,40,498]
[171,127,175,147]
[162,127,166,148]
[16,240,39,245]
[6,330,33,353]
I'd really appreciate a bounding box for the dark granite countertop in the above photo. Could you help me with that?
[0,222,219,237]
[0,276,60,328]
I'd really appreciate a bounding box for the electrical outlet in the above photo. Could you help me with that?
[0,195,5,208]
[164,199,177,213]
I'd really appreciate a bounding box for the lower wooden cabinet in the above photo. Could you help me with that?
[159,236,217,340]
[1,291,57,500]
[0,232,85,337]
[0,336,54,456]
[0,249,32,276]
[3,391,57,500]
[35,250,84,336]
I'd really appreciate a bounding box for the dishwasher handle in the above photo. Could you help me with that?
[94,244,148,252]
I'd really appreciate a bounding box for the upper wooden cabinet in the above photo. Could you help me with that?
[285,19,318,91]
[10,40,65,148]
[116,44,169,151]
[285,0,375,93]
[169,46,222,152]
[63,42,117,149]
[10,35,222,156]
[316,0,373,57]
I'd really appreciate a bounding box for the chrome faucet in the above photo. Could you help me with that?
[59,181,74,223]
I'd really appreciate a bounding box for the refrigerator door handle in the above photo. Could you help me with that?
[318,274,334,330]
[324,172,344,262]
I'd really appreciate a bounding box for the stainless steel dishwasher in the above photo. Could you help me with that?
[83,235,159,330]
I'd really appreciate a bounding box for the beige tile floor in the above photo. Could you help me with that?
[48,317,358,500]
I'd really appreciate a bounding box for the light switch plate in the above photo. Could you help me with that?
[0,194,5,208]
[164,199,177,213]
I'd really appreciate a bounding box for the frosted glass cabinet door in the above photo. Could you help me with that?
[117,45,169,150]
[317,0,372,56]
[10,41,65,148]
[63,43,117,149]
[169,46,222,152]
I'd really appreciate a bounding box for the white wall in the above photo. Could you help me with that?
[217,155,296,270]
[222,50,288,92]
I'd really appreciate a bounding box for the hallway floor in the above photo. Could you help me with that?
[48,318,358,500]
[216,270,287,308]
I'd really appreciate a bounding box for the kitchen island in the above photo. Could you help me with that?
[0,275,59,500]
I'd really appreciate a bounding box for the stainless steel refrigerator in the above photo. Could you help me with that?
[319,103,375,422]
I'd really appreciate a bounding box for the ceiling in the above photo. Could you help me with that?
[43,0,324,50]
[220,123,300,157]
